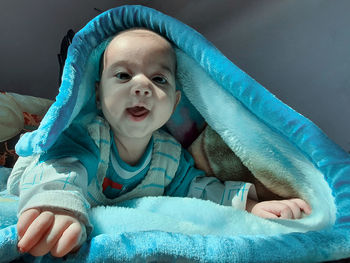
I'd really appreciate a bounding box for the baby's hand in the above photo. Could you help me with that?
[248,198,312,219]
[17,208,86,257]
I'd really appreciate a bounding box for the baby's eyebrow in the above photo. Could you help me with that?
[107,60,129,71]
[107,61,174,75]
[158,64,174,75]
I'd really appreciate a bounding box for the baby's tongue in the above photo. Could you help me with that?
[127,106,149,117]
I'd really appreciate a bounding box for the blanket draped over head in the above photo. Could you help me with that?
[1,5,350,263]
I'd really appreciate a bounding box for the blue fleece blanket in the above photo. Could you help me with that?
[1,5,350,262]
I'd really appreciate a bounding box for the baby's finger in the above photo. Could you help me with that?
[279,205,293,219]
[51,222,83,257]
[17,211,54,253]
[17,208,41,240]
[28,216,71,257]
[255,210,279,219]
[71,224,87,254]
[291,199,312,215]
[280,200,301,219]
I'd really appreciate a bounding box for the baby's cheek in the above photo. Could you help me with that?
[153,87,167,98]
[161,104,175,124]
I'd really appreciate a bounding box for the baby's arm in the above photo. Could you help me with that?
[246,198,312,219]
[8,156,91,257]
[186,175,311,219]
[17,208,86,257]
[168,149,312,220]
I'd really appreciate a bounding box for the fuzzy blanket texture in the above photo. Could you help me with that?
[1,5,350,263]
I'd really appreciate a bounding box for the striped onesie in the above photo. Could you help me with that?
[8,116,256,233]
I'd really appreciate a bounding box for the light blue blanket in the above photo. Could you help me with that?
[1,5,350,262]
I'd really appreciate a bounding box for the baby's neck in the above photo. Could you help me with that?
[113,134,152,166]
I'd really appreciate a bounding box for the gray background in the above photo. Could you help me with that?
[0,0,349,152]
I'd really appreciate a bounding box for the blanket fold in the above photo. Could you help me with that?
[1,4,350,262]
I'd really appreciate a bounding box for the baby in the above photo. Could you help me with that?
[10,29,311,258]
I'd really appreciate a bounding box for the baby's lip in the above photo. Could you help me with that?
[126,104,150,121]
[126,106,149,117]
[128,102,149,110]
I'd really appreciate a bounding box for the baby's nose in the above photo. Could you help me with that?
[131,79,152,97]
[132,86,152,97]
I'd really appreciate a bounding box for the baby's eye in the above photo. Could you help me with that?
[115,72,131,81]
[152,76,167,84]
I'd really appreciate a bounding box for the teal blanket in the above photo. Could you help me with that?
[1,5,350,262]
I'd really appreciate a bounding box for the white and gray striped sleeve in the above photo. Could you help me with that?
[9,155,92,231]
[187,176,258,210]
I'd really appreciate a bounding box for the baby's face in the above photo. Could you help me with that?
[97,29,180,140]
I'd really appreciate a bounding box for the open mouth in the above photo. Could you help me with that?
[126,106,150,121]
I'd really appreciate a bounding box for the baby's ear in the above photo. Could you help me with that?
[173,90,181,112]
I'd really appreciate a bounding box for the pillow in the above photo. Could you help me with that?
[0,91,52,167]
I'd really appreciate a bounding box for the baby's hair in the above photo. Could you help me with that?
[98,50,105,79]
[97,28,176,80]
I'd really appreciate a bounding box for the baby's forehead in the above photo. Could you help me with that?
[106,29,174,54]
[112,29,168,43]
[102,29,177,69]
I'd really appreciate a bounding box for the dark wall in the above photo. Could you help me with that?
[1,0,349,151]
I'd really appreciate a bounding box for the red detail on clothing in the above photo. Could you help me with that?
[102,177,123,191]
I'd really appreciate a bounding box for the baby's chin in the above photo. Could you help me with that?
[112,119,168,140]
[115,128,156,141]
